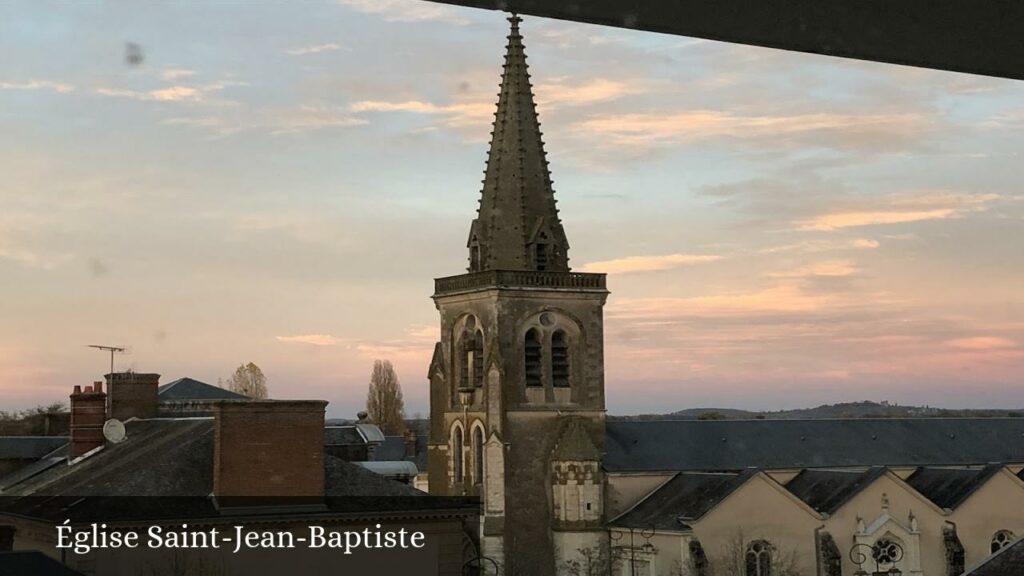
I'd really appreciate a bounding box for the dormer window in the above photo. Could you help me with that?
[535,243,548,270]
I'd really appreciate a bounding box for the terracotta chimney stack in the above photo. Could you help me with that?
[105,372,159,420]
[213,400,327,499]
[69,382,108,460]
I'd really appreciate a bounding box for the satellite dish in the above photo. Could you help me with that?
[102,419,127,444]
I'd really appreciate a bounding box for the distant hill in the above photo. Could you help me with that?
[612,401,1024,421]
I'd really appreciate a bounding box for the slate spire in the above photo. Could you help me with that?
[467,14,570,273]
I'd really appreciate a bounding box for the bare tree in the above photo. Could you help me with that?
[366,360,406,434]
[709,530,801,576]
[224,362,268,399]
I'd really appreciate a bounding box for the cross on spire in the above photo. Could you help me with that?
[466,14,570,273]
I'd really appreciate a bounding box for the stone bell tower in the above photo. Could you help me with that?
[426,15,609,576]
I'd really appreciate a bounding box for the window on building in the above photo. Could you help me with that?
[473,426,484,485]
[452,426,464,483]
[551,330,570,387]
[535,243,548,270]
[992,530,1015,553]
[872,539,901,564]
[470,244,480,272]
[473,331,484,387]
[525,329,542,386]
[745,541,772,576]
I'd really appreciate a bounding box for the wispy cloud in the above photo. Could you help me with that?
[286,43,345,56]
[766,260,859,278]
[163,105,366,137]
[945,336,1017,351]
[571,110,927,150]
[337,0,470,25]
[760,238,880,254]
[579,253,722,274]
[796,192,998,231]
[534,78,642,107]
[160,68,196,80]
[276,334,347,346]
[0,79,75,93]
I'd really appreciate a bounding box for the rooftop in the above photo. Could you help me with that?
[605,418,1024,472]
[157,377,248,401]
[609,470,756,531]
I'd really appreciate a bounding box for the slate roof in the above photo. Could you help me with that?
[0,437,67,460]
[157,377,248,401]
[0,418,474,523]
[605,419,1024,472]
[609,469,757,531]
[965,534,1024,575]
[0,551,84,576]
[325,426,365,446]
[1,419,424,499]
[905,464,1004,510]
[784,467,887,514]
[371,435,428,470]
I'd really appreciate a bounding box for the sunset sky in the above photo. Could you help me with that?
[2,1,1023,417]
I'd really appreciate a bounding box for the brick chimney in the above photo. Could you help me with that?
[69,381,107,460]
[213,400,327,499]
[403,428,417,459]
[104,372,159,420]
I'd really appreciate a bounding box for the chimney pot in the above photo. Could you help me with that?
[69,382,108,460]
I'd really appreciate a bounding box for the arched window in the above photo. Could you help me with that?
[992,530,1015,553]
[472,331,484,387]
[745,540,772,576]
[472,426,484,485]
[551,330,570,387]
[452,425,464,483]
[524,329,542,387]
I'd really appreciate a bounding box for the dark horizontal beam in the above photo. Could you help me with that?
[425,0,1024,81]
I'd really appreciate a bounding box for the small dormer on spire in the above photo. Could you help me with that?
[467,14,570,273]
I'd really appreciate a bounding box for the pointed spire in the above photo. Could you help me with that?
[467,14,569,273]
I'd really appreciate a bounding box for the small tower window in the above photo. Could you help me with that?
[535,243,548,270]
[472,426,484,485]
[551,330,570,387]
[524,329,542,387]
[472,330,484,387]
[453,426,464,483]
[470,244,480,272]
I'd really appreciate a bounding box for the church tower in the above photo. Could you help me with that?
[427,15,609,576]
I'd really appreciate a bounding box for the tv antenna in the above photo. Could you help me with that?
[86,345,127,378]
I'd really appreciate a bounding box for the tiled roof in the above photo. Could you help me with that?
[784,467,887,514]
[609,470,757,531]
[905,464,1004,510]
[605,419,1024,472]
[371,435,427,470]
[0,437,67,460]
[157,378,248,401]
[2,419,421,499]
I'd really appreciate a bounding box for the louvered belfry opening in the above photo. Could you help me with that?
[551,330,570,387]
[524,328,543,386]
